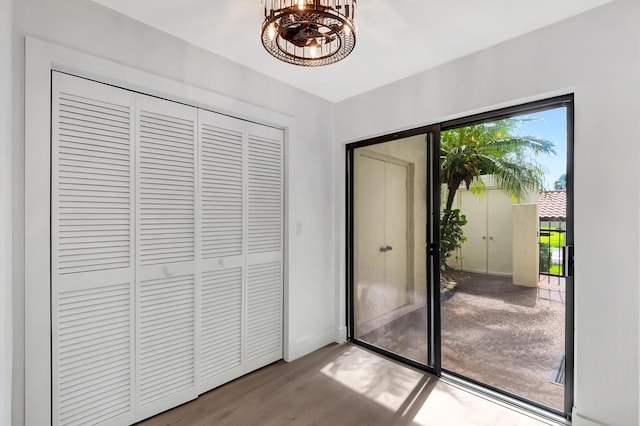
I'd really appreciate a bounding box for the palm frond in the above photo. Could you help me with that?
[441,117,556,207]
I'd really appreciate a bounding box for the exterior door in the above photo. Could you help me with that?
[348,97,574,419]
[438,101,573,416]
[487,190,513,275]
[351,134,428,365]
[457,190,487,273]
[456,188,515,275]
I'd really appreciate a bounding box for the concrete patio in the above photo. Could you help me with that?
[361,271,566,410]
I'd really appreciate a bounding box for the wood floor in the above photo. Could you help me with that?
[139,343,558,426]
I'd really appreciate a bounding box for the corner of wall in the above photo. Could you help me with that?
[336,326,347,343]
[288,327,338,362]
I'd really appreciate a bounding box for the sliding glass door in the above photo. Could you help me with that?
[439,102,573,414]
[349,131,439,367]
[347,96,574,418]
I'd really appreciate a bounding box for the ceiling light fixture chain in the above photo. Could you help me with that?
[261,0,357,66]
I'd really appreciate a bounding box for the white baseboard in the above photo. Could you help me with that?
[337,326,347,343]
[572,409,608,426]
[288,327,337,361]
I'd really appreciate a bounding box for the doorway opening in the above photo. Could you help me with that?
[346,95,574,418]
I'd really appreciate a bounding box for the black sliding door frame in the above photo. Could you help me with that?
[346,124,441,376]
[346,94,575,420]
[426,127,441,372]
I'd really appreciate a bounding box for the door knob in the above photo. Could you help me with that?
[380,246,387,252]
[482,236,486,240]
[489,236,494,240]
[385,245,393,251]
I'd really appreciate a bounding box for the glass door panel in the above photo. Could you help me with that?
[353,135,428,364]
[439,107,569,412]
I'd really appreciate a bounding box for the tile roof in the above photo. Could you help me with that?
[538,190,566,220]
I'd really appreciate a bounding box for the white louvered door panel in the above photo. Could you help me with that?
[247,125,283,255]
[138,273,195,405]
[245,123,284,372]
[199,111,244,260]
[137,97,196,266]
[135,95,199,421]
[246,262,282,368]
[199,267,243,390]
[197,110,245,392]
[51,72,136,426]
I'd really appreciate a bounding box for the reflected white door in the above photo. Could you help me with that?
[384,161,408,300]
[355,154,409,325]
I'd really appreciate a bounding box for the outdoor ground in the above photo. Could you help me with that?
[361,271,566,411]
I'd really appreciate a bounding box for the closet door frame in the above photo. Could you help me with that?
[24,37,293,426]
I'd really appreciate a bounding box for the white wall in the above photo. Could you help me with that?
[1,0,13,424]
[336,0,640,424]
[11,0,337,424]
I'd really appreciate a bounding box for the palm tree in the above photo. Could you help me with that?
[440,118,555,260]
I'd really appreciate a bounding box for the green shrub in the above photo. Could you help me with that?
[539,242,551,273]
[440,209,467,270]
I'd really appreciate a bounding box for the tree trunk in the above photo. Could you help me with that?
[441,179,461,232]
[445,181,458,212]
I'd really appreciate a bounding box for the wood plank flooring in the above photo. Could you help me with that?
[138,343,559,426]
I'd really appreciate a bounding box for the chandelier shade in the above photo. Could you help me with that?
[261,0,357,66]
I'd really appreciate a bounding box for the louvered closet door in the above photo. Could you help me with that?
[135,94,199,420]
[197,110,246,393]
[245,123,284,372]
[51,72,136,426]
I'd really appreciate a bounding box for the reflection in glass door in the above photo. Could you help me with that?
[439,104,572,414]
[352,135,429,365]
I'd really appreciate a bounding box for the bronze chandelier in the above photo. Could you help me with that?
[261,0,357,66]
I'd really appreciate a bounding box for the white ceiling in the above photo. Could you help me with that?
[93,0,613,102]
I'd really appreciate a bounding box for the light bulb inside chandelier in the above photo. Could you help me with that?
[309,38,321,58]
[261,0,357,66]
